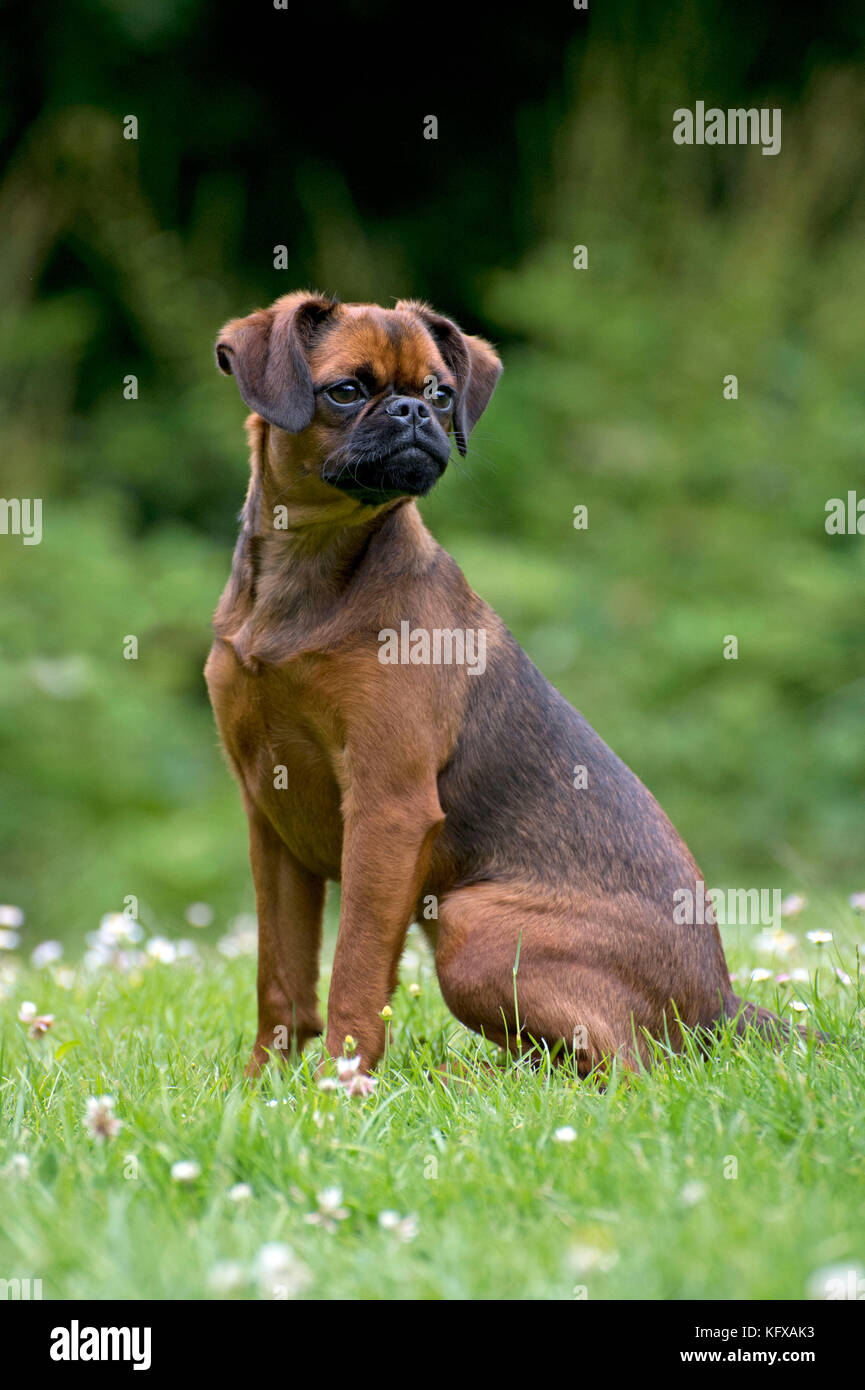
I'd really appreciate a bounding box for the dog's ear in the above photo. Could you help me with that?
[215,292,339,432]
[398,301,502,456]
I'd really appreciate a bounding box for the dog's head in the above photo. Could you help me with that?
[215,292,502,508]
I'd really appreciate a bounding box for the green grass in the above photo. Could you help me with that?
[1,903,863,1301]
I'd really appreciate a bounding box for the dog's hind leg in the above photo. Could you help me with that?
[434,881,657,1075]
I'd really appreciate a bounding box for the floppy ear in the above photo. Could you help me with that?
[215,292,339,432]
[398,301,503,455]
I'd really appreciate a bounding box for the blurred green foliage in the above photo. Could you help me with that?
[1,11,864,951]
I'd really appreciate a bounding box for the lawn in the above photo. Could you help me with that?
[1,898,862,1301]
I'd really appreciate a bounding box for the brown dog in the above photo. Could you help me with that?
[205,291,786,1081]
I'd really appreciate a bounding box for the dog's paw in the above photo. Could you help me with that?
[244,1041,291,1077]
[244,1048,272,1078]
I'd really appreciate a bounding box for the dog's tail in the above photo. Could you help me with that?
[724,994,826,1045]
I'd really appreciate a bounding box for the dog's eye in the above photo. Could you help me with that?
[326,381,363,406]
[431,385,455,411]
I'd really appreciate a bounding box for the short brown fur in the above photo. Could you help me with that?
[206,292,795,1079]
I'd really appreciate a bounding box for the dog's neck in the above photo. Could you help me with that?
[213,417,437,665]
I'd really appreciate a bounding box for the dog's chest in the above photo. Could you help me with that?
[205,640,345,879]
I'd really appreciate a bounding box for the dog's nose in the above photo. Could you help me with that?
[384,396,431,429]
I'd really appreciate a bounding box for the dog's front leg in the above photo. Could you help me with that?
[325,783,444,1074]
[245,801,326,1076]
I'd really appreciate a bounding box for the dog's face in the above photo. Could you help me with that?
[215,293,502,509]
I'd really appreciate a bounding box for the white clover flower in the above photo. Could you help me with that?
[754,929,797,958]
[319,1186,345,1212]
[31,941,62,969]
[146,937,177,964]
[378,1210,418,1242]
[185,902,214,928]
[171,1159,201,1183]
[227,1182,253,1203]
[254,1243,311,1299]
[18,998,55,1036]
[83,940,143,973]
[343,1073,376,1098]
[304,1186,349,1230]
[99,913,144,945]
[84,1095,122,1141]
